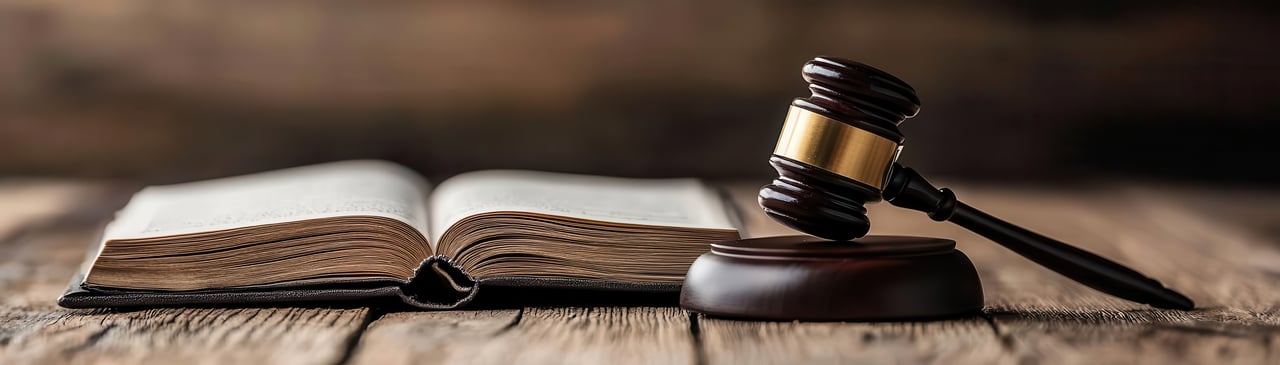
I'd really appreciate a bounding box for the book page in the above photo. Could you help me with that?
[103,160,432,241]
[428,170,735,243]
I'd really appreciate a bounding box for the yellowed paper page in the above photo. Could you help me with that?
[103,160,431,241]
[429,170,734,243]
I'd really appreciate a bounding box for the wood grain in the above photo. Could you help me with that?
[967,185,1280,364]
[347,310,520,365]
[698,316,1007,364]
[990,307,1280,365]
[863,184,1280,363]
[1,306,371,365]
[351,307,695,365]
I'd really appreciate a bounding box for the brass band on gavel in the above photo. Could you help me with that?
[772,106,902,188]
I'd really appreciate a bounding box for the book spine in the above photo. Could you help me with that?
[396,255,479,309]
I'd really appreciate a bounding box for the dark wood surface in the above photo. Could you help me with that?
[1,179,1278,364]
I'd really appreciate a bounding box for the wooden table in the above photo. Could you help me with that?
[2,179,1278,364]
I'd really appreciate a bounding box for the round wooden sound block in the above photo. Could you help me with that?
[680,235,984,321]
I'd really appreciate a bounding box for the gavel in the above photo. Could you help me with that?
[756,57,1193,310]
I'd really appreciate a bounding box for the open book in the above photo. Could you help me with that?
[58,160,741,309]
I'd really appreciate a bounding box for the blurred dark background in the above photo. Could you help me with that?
[1,0,1277,184]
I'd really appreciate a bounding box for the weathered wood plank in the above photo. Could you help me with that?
[868,184,1280,363]
[0,225,105,308]
[351,307,695,365]
[1,306,371,365]
[991,306,1280,364]
[958,185,1280,364]
[0,183,374,365]
[698,316,1007,364]
[348,310,520,365]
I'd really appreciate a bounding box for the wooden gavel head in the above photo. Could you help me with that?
[759,57,921,240]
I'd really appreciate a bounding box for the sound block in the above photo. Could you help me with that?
[680,235,984,321]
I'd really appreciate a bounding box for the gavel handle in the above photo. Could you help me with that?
[883,164,1194,310]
